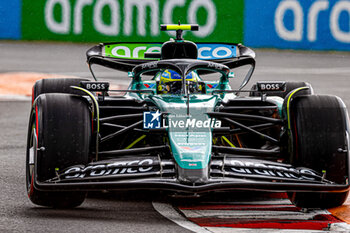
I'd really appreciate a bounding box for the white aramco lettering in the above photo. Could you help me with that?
[132,46,147,58]
[74,0,93,34]
[139,159,153,172]
[93,0,120,36]
[111,46,131,58]
[198,47,211,59]
[212,47,232,59]
[229,160,317,180]
[307,0,329,42]
[45,0,71,34]
[275,0,350,43]
[330,1,350,43]
[63,159,154,179]
[188,0,216,37]
[124,0,159,36]
[275,0,303,41]
[198,47,233,59]
[45,0,218,38]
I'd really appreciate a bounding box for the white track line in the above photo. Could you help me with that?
[180,209,329,220]
[152,201,333,233]
[205,227,326,233]
[201,199,292,205]
[152,202,212,233]
[329,223,350,231]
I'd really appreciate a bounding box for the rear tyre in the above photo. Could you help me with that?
[288,95,349,208]
[250,81,313,98]
[26,94,91,208]
[32,78,89,103]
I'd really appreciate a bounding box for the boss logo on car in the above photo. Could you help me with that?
[62,159,155,179]
[257,81,286,92]
[80,81,109,91]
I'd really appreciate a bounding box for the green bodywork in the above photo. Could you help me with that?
[150,94,217,169]
[126,73,284,170]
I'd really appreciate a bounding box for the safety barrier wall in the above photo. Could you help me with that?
[0,0,21,39]
[21,0,244,43]
[1,0,349,51]
[244,0,350,51]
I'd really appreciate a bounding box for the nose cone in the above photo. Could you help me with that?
[167,118,213,184]
[150,94,220,184]
[169,130,212,170]
[177,166,209,184]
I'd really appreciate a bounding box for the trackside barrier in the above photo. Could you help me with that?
[0,0,21,39]
[21,0,243,43]
[0,0,349,51]
[244,0,350,51]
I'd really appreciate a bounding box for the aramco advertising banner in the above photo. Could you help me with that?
[244,0,350,51]
[21,0,244,43]
[1,0,350,51]
[0,0,21,39]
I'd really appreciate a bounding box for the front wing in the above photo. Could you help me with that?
[33,156,350,193]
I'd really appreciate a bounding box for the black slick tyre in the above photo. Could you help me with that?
[26,93,91,208]
[32,78,89,103]
[288,95,350,209]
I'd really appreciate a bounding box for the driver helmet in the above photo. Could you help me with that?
[158,69,202,94]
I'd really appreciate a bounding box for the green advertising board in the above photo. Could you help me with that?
[22,0,244,43]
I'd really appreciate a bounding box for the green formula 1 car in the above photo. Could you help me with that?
[26,24,350,209]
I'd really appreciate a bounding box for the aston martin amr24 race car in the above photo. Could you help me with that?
[26,24,350,208]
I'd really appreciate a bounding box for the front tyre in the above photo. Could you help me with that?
[288,95,350,208]
[32,78,89,103]
[26,94,91,208]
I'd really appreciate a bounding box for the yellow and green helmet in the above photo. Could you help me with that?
[158,69,202,94]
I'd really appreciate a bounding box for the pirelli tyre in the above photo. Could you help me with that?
[288,95,350,209]
[26,93,91,208]
[250,81,313,98]
[32,78,89,103]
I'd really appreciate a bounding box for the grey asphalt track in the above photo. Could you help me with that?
[0,102,192,233]
[0,41,349,232]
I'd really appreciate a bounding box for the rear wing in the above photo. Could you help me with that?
[86,42,255,72]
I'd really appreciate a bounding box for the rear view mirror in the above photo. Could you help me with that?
[228,72,235,78]
[128,72,134,78]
